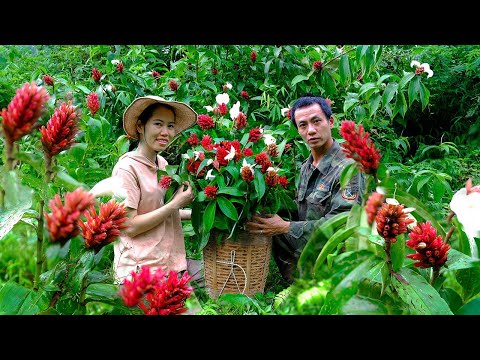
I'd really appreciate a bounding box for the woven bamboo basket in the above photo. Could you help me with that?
[203,230,272,298]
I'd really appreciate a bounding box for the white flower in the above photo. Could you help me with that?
[216,93,230,105]
[263,134,276,146]
[229,101,241,120]
[281,108,290,117]
[105,84,113,92]
[224,145,236,161]
[241,158,255,171]
[89,176,127,201]
[410,60,421,68]
[410,60,434,78]
[111,59,120,65]
[386,198,400,205]
[205,169,216,181]
[204,105,214,112]
[376,186,386,195]
[182,153,191,159]
[193,151,203,161]
[450,187,480,258]
[206,159,213,166]
[224,82,232,90]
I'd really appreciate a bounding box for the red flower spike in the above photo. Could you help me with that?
[234,112,247,130]
[365,191,385,225]
[152,70,161,79]
[255,152,272,173]
[42,75,54,86]
[0,82,50,145]
[248,127,262,143]
[168,80,178,91]
[240,90,250,100]
[406,221,450,269]
[44,188,96,245]
[159,176,172,189]
[117,61,124,73]
[92,68,102,82]
[120,265,166,307]
[204,185,218,199]
[375,203,414,243]
[187,133,199,146]
[87,92,100,116]
[40,101,80,157]
[241,166,254,183]
[313,61,323,71]
[197,114,215,130]
[218,103,228,116]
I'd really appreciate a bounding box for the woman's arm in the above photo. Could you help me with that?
[179,208,192,220]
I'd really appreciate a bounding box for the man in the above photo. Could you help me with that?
[246,94,365,283]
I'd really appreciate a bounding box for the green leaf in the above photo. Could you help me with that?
[217,196,239,221]
[392,268,453,314]
[339,54,351,85]
[419,81,430,110]
[76,84,91,94]
[390,233,405,272]
[291,75,309,87]
[445,248,479,271]
[217,187,243,197]
[408,76,420,106]
[54,170,87,191]
[455,298,480,315]
[253,169,266,199]
[398,72,415,90]
[343,97,359,113]
[85,283,120,303]
[203,200,217,234]
[455,265,480,302]
[416,175,431,193]
[368,93,382,117]
[382,83,398,107]
[339,162,359,190]
[0,281,30,314]
[432,177,445,202]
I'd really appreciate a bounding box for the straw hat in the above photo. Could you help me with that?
[123,96,198,140]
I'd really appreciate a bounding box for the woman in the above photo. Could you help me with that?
[109,95,197,284]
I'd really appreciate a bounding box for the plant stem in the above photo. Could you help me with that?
[384,240,394,275]
[34,199,45,291]
[430,267,440,286]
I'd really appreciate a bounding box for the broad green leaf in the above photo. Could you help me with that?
[71,251,95,294]
[408,76,421,106]
[432,177,445,202]
[343,97,359,113]
[392,268,453,315]
[314,226,356,276]
[340,162,359,190]
[445,248,478,271]
[76,84,91,94]
[87,118,102,144]
[55,170,87,191]
[253,169,266,199]
[419,81,430,110]
[358,82,378,98]
[0,281,30,314]
[398,72,415,89]
[340,295,389,315]
[390,233,405,272]
[368,93,382,117]
[17,289,51,315]
[439,287,464,313]
[85,283,120,303]
[455,298,480,315]
[416,175,431,193]
[322,70,336,95]
[339,54,351,85]
[203,199,216,234]
[291,75,309,87]
[0,207,30,241]
[218,187,244,196]
[217,196,239,221]
[455,265,480,302]
[382,83,398,107]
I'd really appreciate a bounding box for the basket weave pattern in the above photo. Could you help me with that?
[203,231,272,298]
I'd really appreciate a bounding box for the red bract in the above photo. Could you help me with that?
[240,90,250,100]
[248,127,262,143]
[40,101,79,157]
[92,68,102,82]
[241,165,254,182]
[117,61,124,73]
[197,114,215,130]
[250,51,257,62]
[168,80,178,91]
[120,265,166,307]
[339,120,382,175]
[375,203,414,243]
[265,168,278,187]
[79,199,128,251]
[406,221,450,269]
[87,92,100,116]
[278,176,289,188]
[313,61,323,71]
[234,112,247,129]
[159,176,172,189]
[267,143,279,158]
[204,185,218,199]
[211,67,218,75]
[365,191,385,225]
[187,133,199,146]
[45,188,96,245]
[152,70,161,79]
[0,82,49,145]
[218,103,228,116]
[255,152,272,173]
[42,75,54,86]
[139,270,193,315]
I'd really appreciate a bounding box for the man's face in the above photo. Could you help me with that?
[294,103,333,153]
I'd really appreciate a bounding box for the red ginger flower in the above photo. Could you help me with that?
[240,90,250,100]
[45,188,96,245]
[365,191,385,225]
[187,133,199,146]
[92,68,102,82]
[250,51,257,62]
[87,92,100,116]
[79,199,128,252]
[0,81,49,145]
[42,75,54,86]
[267,143,279,158]
[152,70,161,79]
[265,168,278,187]
[255,152,272,173]
[248,127,262,143]
[159,175,172,189]
[211,67,218,75]
[204,185,218,199]
[234,112,247,130]
[339,120,381,175]
[197,114,215,130]
[278,176,289,188]
[139,270,194,315]
[313,61,323,71]
[241,164,254,183]
[406,221,450,269]
[168,80,178,91]
[375,203,414,243]
[218,103,228,116]
[117,61,124,73]
[40,101,79,157]
[120,265,166,307]
[243,148,254,157]
[201,134,214,151]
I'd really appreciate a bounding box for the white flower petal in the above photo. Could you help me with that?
[204,105,214,112]
[216,93,230,105]
[224,145,236,161]
[205,169,216,180]
[263,134,276,146]
[111,59,120,65]
[376,186,386,195]
[410,60,420,68]
[386,198,400,205]
[225,82,232,90]
[281,108,290,116]
[229,101,241,120]
[89,176,127,200]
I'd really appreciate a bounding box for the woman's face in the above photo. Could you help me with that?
[137,105,175,152]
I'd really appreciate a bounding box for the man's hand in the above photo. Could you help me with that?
[245,214,290,236]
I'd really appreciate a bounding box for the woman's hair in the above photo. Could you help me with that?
[128,103,175,151]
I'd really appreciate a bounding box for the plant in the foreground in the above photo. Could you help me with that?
[120,265,193,315]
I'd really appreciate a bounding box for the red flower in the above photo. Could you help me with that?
[0,82,49,145]
[117,61,124,73]
[375,203,414,243]
[120,265,166,307]
[234,112,247,130]
[152,70,161,79]
[201,134,214,151]
[42,75,54,86]
[265,168,278,187]
[248,127,262,143]
[79,199,128,251]
[325,98,332,107]
[243,148,253,157]
[139,270,194,315]
[284,143,292,152]
[255,152,272,173]
[278,176,289,188]
[87,92,100,116]
[204,185,218,199]
[45,188,96,245]
[186,158,205,177]
[197,114,215,130]
[40,101,80,157]
[187,133,199,146]
[218,103,228,116]
[240,90,250,100]
[241,164,254,183]
[211,67,218,75]
[250,51,257,62]
[357,73,364,82]
[313,61,323,71]
[92,68,102,82]
[365,191,385,225]
[168,80,178,91]
[267,143,279,158]
[406,221,450,269]
[339,120,382,175]
[159,176,172,189]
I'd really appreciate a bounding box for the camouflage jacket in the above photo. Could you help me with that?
[288,140,365,250]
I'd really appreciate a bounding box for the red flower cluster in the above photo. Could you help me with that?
[255,152,272,173]
[339,120,382,175]
[204,185,218,199]
[45,188,96,245]
[187,133,199,146]
[365,191,385,225]
[168,80,178,91]
[159,175,172,189]
[313,61,323,71]
[87,92,100,116]
[40,101,80,158]
[248,127,262,143]
[240,90,250,100]
[267,143,279,157]
[117,61,124,73]
[197,114,215,130]
[217,103,228,116]
[0,82,49,145]
[42,75,54,86]
[120,266,193,315]
[92,68,102,82]
[78,199,128,251]
[375,203,415,243]
[152,70,161,79]
[241,165,254,182]
[250,51,257,62]
[406,221,450,269]
[234,112,247,129]
[211,67,218,75]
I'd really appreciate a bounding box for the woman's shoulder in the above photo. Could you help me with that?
[157,155,169,169]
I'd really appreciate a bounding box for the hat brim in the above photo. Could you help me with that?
[123,96,197,140]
